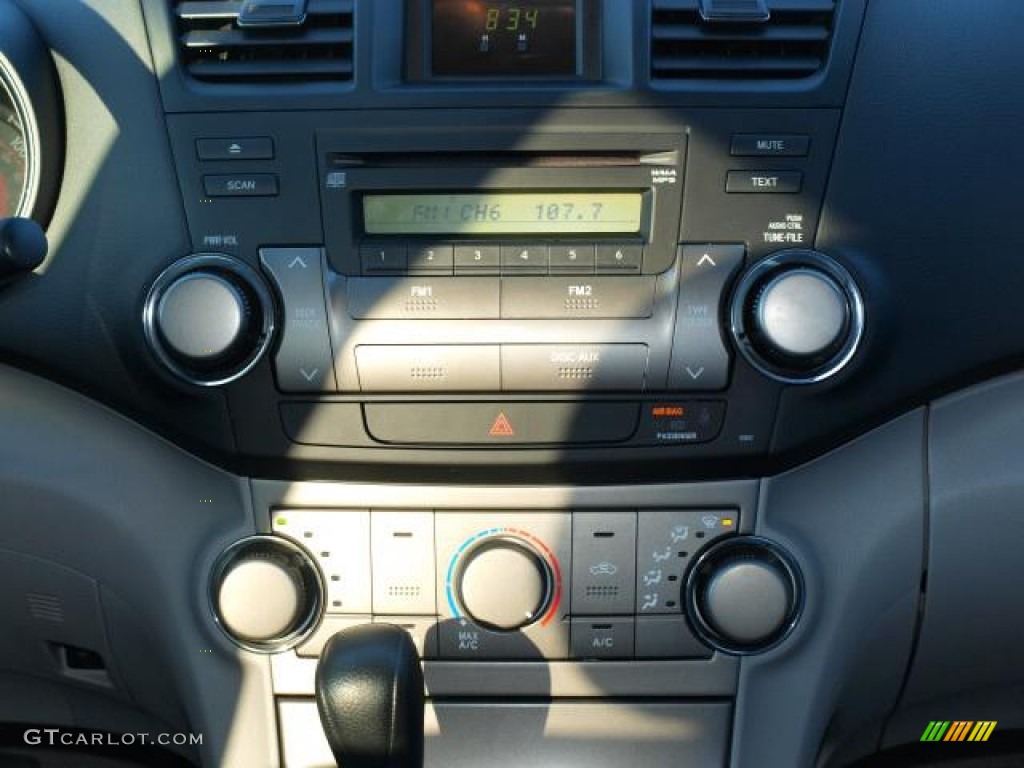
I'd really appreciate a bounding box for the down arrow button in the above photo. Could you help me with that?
[668,245,745,391]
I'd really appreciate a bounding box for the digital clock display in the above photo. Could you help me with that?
[431,0,578,77]
[362,193,645,236]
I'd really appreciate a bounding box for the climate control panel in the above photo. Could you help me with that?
[266,508,742,661]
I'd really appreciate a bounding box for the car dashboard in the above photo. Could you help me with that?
[1,1,1024,767]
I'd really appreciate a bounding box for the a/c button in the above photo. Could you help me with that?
[571,618,635,660]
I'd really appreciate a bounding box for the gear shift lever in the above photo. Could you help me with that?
[315,624,425,768]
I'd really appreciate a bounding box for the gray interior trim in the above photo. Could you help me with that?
[0,363,273,767]
[897,372,1024,728]
[734,409,927,767]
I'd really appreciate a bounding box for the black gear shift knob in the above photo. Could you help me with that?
[315,623,424,768]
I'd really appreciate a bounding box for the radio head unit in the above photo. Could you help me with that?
[318,132,684,277]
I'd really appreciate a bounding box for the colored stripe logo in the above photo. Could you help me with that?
[920,721,997,742]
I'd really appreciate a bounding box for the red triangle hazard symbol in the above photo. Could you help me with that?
[489,412,515,437]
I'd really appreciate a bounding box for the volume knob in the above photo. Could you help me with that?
[157,272,249,364]
[456,538,553,631]
[144,254,275,386]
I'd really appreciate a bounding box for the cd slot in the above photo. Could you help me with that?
[326,150,679,170]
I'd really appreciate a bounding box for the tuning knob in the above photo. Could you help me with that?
[456,538,554,631]
[210,535,324,652]
[730,250,864,383]
[143,254,275,386]
[685,536,802,655]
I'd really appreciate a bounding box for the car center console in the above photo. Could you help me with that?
[13,0,972,767]
[123,0,872,765]
[135,1,870,765]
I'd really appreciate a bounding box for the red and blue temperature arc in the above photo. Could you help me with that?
[445,527,563,627]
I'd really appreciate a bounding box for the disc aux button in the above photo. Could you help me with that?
[502,344,648,392]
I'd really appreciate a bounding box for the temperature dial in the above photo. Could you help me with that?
[456,538,554,631]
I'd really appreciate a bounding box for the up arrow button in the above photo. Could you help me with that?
[668,245,745,391]
[259,247,338,393]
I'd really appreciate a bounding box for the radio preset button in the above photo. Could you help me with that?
[348,277,500,320]
[407,242,454,274]
[501,344,648,392]
[360,243,407,274]
[595,244,643,273]
[454,244,500,273]
[500,244,549,274]
[355,345,500,392]
[549,244,596,273]
[501,276,657,320]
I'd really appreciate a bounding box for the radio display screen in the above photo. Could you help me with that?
[430,0,578,77]
[362,193,646,236]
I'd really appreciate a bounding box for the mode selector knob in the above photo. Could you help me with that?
[144,254,275,387]
[456,538,553,631]
[686,537,802,655]
[731,250,865,384]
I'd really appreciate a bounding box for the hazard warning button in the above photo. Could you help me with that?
[488,411,516,437]
[362,403,639,445]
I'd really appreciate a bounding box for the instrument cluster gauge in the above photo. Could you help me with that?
[0,0,63,223]
[0,87,31,218]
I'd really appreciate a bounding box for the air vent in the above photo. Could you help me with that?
[174,0,354,83]
[651,0,836,82]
